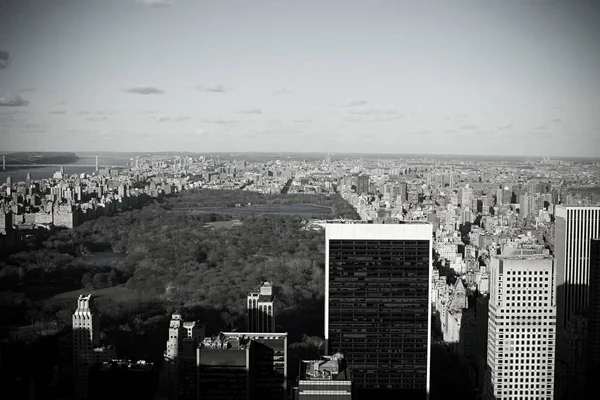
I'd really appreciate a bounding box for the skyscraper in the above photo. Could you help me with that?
[162,313,205,400]
[356,174,370,195]
[587,238,600,389]
[554,205,600,398]
[325,222,432,399]
[72,294,115,400]
[247,282,275,333]
[484,253,556,399]
[554,206,600,327]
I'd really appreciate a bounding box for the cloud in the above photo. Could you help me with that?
[273,89,291,95]
[202,119,237,125]
[149,115,189,122]
[346,100,368,107]
[496,124,513,130]
[50,109,66,114]
[294,119,313,123]
[135,0,174,6]
[236,108,262,114]
[18,87,36,93]
[196,85,227,93]
[348,108,397,116]
[345,115,401,123]
[0,51,8,69]
[404,130,432,136]
[0,94,29,107]
[553,118,562,122]
[533,125,547,130]
[459,124,477,130]
[86,116,108,121]
[122,86,164,95]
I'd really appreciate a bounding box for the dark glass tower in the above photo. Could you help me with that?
[325,223,432,400]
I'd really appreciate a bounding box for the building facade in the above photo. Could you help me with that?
[485,253,556,399]
[247,282,275,333]
[325,223,432,399]
[297,353,352,400]
[587,238,600,390]
[72,294,115,400]
[554,205,600,397]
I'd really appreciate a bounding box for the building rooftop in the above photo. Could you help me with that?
[96,359,154,373]
[300,353,350,381]
[493,251,554,261]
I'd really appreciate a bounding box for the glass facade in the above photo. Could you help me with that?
[327,239,429,394]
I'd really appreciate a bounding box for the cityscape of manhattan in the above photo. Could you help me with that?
[1,1,600,400]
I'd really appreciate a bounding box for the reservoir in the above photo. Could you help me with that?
[170,203,334,216]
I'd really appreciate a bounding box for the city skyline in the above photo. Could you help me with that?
[1,0,600,156]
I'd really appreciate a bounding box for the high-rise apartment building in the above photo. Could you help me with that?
[72,294,115,400]
[459,184,473,208]
[356,174,370,195]
[554,205,600,397]
[325,222,432,399]
[247,282,275,333]
[484,253,556,399]
[162,313,205,400]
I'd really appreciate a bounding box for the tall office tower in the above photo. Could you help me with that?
[325,223,432,399]
[247,282,275,333]
[554,206,600,328]
[484,253,556,400]
[95,155,99,172]
[197,332,288,400]
[554,205,600,397]
[519,194,530,219]
[226,331,287,399]
[587,238,600,389]
[356,174,370,195]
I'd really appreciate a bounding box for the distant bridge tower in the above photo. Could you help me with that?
[95,155,98,172]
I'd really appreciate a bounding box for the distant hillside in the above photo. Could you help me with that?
[2,152,79,165]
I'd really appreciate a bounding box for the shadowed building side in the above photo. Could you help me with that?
[247,282,275,333]
[553,205,600,398]
[587,238,600,391]
[325,223,432,400]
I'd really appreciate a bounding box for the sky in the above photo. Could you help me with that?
[0,0,599,156]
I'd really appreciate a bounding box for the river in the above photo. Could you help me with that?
[0,153,131,182]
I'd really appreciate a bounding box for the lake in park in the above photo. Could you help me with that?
[171,203,334,216]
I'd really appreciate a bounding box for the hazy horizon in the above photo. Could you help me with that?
[1,0,600,156]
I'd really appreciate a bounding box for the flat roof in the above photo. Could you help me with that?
[326,223,432,241]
